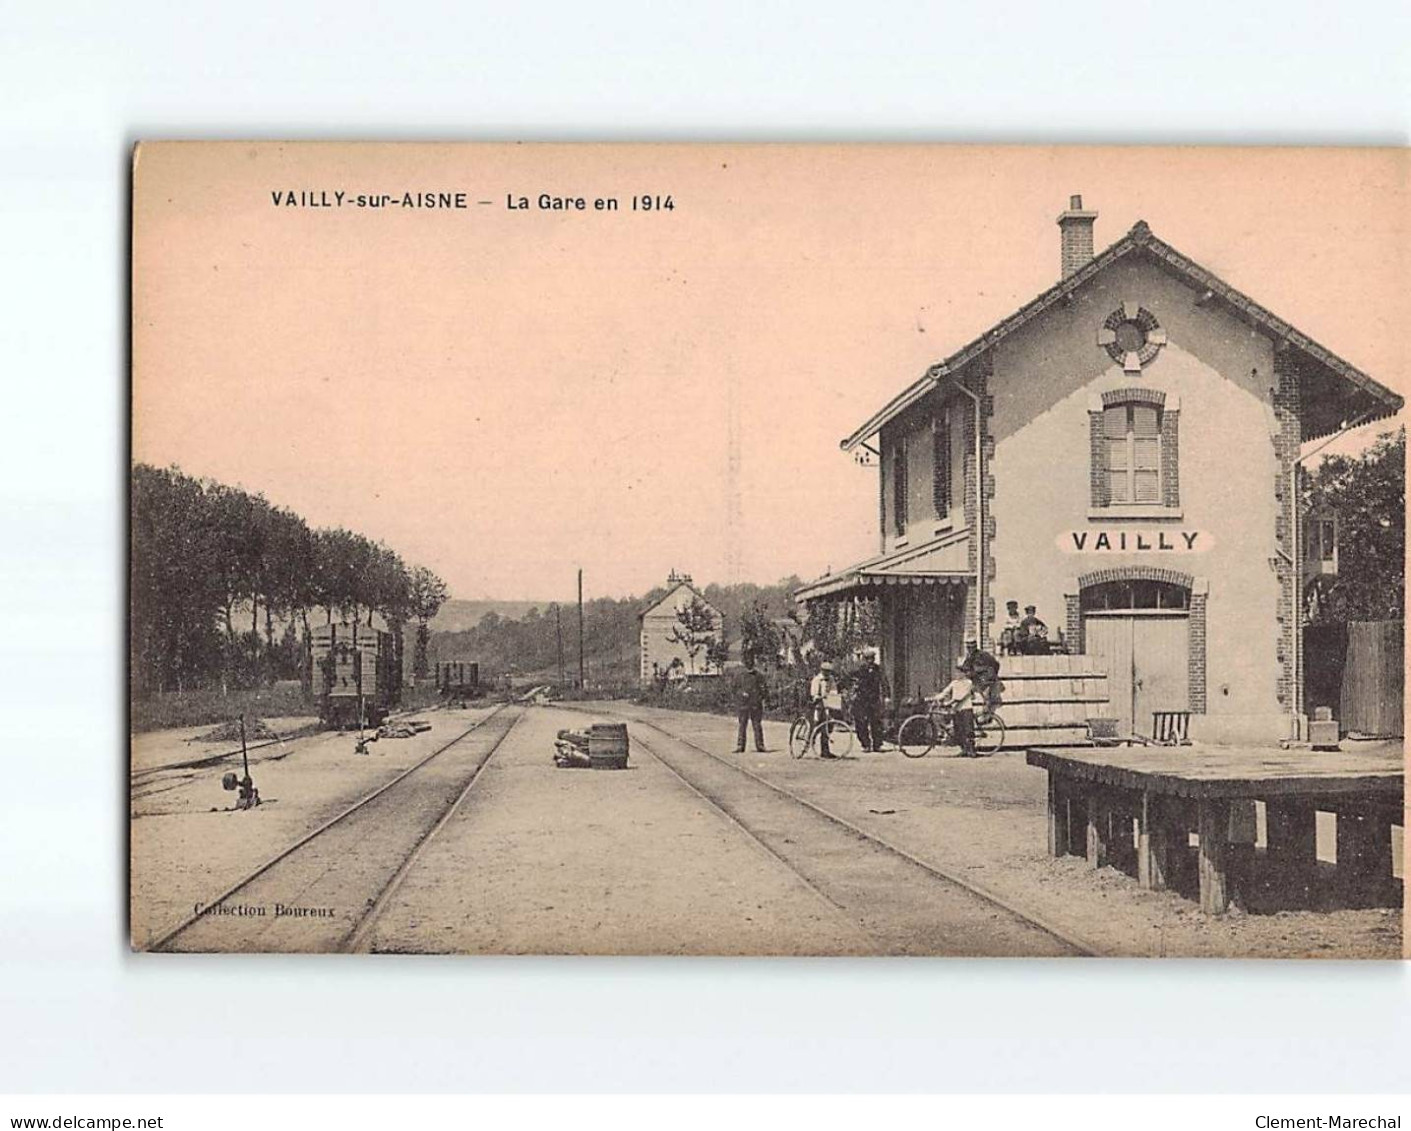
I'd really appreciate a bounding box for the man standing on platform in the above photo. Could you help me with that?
[809,661,842,759]
[732,655,770,753]
[1019,604,1049,655]
[852,649,889,752]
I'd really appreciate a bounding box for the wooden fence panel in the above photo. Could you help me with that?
[1340,620,1404,738]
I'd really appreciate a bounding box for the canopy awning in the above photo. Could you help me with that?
[795,531,973,602]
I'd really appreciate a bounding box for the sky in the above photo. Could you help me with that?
[132,144,1407,603]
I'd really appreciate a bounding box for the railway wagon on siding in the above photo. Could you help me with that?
[434,660,481,704]
[311,622,402,728]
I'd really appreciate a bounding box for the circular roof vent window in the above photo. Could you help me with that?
[1098,302,1167,373]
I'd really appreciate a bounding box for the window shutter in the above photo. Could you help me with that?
[1161,408,1180,507]
[932,407,951,518]
[892,438,908,535]
[1090,410,1108,507]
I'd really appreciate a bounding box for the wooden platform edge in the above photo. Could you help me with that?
[1024,748,1405,800]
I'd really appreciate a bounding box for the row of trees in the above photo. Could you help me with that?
[131,464,449,694]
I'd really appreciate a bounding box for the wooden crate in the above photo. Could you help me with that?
[995,654,1112,748]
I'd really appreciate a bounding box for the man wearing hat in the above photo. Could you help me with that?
[732,654,771,754]
[1019,604,1049,655]
[1001,600,1023,655]
[852,648,889,753]
[808,660,842,758]
[936,659,982,757]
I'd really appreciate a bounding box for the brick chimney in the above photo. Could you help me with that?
[1057,194,1098,279]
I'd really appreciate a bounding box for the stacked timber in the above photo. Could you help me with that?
[994,654,1112,748]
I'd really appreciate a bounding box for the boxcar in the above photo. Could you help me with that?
[434,660,481,704]
[311,622,402,728]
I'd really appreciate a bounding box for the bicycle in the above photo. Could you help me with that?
[788,707,856,759]
[896,700,1006,758]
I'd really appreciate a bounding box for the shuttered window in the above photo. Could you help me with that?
[1104,403,1161,505]
[932,406,952,519]
[892,437,908,535]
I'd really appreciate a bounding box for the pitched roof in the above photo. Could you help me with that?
[841,221,1403,450]
[636,580,721,620]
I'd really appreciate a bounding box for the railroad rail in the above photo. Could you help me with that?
[622,714,1100,957]
[147,703,521,953]
[130,702,453,788]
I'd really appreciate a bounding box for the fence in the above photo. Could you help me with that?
[1304,620,1403,738]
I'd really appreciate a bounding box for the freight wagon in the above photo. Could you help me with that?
[434,660,481,705]
[311,622,402,728]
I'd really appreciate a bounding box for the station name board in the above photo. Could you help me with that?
[1058,529,1212,553]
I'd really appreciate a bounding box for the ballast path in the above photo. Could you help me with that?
[156,705,523,954]
[631,722,1088,957]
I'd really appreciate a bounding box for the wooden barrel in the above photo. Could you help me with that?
[588,722,629,768]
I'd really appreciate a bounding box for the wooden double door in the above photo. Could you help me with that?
[890,585,967,703]
[1084,612,1189,738]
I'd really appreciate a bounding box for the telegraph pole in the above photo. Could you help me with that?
[555,603,566,687]
[577,569,585,690]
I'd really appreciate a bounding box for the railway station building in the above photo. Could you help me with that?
[796,198,1402,744]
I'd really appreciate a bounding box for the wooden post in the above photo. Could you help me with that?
[1335,803,1394,906]
[577,569,585,690]
[1138,791,1169,891]
[1086,786,1110,869]
[1047,774,1071,858]
[1109,793,1136,874]
[1197,798,1232,915]
[1266,799,1317,907]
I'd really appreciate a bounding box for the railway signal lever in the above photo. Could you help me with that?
[220,715,261,810]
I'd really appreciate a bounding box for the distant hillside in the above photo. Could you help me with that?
[429,599,555,633]
[428,578,806,688]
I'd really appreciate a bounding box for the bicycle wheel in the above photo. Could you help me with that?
[788,717,812,759]
[896,714,936,758]
[975,711,1006,755]
[822,719,855,758]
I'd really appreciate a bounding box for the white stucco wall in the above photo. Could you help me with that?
[987,257,1288,740]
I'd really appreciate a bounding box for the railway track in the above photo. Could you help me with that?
[130,703,452,789]
[148,704,522,953]
[624,716,1099,957]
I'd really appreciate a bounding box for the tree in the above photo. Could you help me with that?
[802,597,880,665]
[1303,428,1405,622]
[130,465,227,692]
[668,595,719,675]
[738,600,781,668]
[409,565,450,679]
[705,635,730,673]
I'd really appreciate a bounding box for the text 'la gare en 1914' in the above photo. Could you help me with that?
[507,193,674,212]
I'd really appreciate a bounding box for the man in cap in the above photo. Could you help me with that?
[936,660,982,757]
[808,660,842,758]
[1001,600,1023,655]
[851,648,889,752]
[732,654,770,753]
[1019,604,1049,655]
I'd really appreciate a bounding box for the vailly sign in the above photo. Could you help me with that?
[1057,529,1213,554]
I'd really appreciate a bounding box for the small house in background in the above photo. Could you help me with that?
[638,570,725,684]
